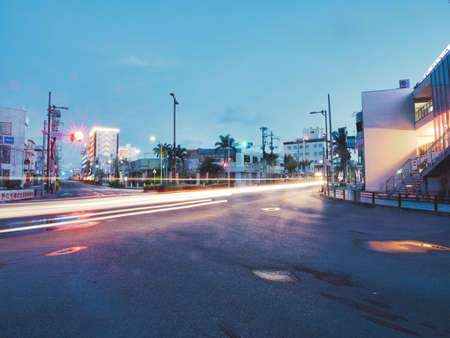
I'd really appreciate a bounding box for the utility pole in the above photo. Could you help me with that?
[46,92,51,194]
[328,93,334,187]
[170,93,179,180]
[260,126,268,179]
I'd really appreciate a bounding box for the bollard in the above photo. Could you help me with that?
[434,196,438,212]
[372,192,375,206]
[398,193,401,208]
[334,187,336,198]
[353,190,357,202]
[343,190,346,201]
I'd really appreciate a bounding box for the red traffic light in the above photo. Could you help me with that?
[70,131,84,142]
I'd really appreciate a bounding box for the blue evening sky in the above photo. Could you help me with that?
[1,0,449,169]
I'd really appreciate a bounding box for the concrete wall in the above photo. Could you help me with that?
[362,89,416,191]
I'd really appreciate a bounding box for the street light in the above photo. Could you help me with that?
[170,93,179,180]
[309,110,329,187]
[149,135,163,184]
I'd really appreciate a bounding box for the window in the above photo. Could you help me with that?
[0,145,11,164]
[319,151,323,155]
[287,146,291,150]
[0,122,12,136]
[299,145,303,149]
[313,144,317,148]
[244,155,250,163]
[314,152,317,156]
[305,152,309,156]
[306,145,309,149]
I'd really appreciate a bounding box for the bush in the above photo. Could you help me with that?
[109,180,125,188]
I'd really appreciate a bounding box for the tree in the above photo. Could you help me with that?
[283,155,298,175]
[333,127,351,182]
[199,158,223,177]
[175,145,187,172]
[153,143,173,170]
[215,134,237,161]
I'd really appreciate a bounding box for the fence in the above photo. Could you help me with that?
[323,186,450,213]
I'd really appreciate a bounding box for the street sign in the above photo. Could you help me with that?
[4,136,14,144]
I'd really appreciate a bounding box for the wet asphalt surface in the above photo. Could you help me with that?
[1,184,450,337]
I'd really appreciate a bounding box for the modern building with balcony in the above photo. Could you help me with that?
[360,44,449,195]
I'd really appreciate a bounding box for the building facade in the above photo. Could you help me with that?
[82,127,120,180]
[361,44,449,194]
[283,127,326,173]
[0,107,26,187]
[118,144,140,162]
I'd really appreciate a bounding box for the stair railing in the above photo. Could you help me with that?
[418,128,449,172]
[385,158,418,192]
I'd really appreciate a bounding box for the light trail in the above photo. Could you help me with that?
[0,199,228,234]
[0,181,323,220]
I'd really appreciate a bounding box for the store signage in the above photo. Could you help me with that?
[0,189,34,202]
[4,136,14,145]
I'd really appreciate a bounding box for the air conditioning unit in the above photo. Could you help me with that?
[399,79,410,88]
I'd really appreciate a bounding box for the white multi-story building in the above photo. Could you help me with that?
[283,127,326,173]
[82,127,120,179]
[119,143,140,162]
[0,107,27,186]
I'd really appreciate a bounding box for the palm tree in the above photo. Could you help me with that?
[199,158,223,177]
[175,145,187,173]
[153,143,173,171]
[333,127,351,183]
[215,134,237,161]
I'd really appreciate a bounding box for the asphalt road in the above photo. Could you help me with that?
[1,183,449,337]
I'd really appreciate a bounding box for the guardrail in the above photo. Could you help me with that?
[322,186,450,213]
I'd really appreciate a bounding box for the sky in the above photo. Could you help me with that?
[1,0,449,170]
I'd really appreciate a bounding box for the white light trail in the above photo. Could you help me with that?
[0,199,228,234]
[0,181,323,220]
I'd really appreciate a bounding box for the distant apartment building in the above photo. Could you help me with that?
[185,147,283,183]
[119,143,140,162]
[81,127,120,179]
[0,107,27,186]
[360,44,449,194]
[283,127,326,173]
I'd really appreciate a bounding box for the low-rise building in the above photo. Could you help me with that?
[0,107,27,187]
[360,44,449,194]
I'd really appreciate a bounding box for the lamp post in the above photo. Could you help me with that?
[149,135,163,185]
[309,110,328,187]
[169,93,179,180]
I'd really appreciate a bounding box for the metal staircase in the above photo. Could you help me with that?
[385,129,449,194]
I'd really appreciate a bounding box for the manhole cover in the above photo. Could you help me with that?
[252,270,296,282]
[45,246,88,256]
[261,207,280,212]
[367,241,450,254]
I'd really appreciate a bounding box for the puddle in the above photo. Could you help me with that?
[261,207,280,212]
[252,270,296,282]
[367,240,450,254]
[45,246,88,256]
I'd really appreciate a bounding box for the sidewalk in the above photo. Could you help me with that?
[324,188,450,214]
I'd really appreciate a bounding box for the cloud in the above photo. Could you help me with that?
[218,107,267,125]
[119,55,179,68]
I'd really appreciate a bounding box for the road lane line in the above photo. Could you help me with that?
[0,199,228,234]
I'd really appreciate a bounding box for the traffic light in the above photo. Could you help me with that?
[70,131,84,142]
[222,161,229,169]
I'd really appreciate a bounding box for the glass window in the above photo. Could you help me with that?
[313,144,317,148]
[0,122,12,136]
[319,151,323,155]
[306,145,309,149]
[0,145,11,164]
[314,152,317,156]
[299,145,303,149]
[293,145,297,149]
[287,146,291,150]
[305,152,309,156]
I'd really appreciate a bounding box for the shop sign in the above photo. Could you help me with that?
[0,189,34,201]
